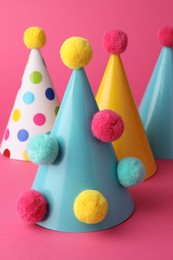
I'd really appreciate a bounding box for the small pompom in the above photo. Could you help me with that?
[157,26,173,47]
[60,36,93,69]
[73,190,108,224]
[103,30,128,54]
[16,190,47,223]
[91,109,124,142]
[24,26,46,49]
[26,134,59,165]
[117,157,146,188]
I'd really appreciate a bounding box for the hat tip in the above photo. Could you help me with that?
[60,36,93,69]
[102,30,128,54]
[23,26,46,49]
[157,26,173,48]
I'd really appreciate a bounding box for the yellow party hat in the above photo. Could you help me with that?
[96,30,157,179]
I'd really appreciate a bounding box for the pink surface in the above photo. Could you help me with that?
[0,157,173,259]
[0,1,173,259]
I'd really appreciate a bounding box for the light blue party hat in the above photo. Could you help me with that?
[16,37,145,232]
[139,26,173,158]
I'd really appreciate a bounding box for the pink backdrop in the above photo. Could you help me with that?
[1,0,173,136]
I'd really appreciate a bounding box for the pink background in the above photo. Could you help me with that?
[1,0,173,119]
[0,0,173,259]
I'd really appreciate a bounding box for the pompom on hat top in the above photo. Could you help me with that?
[157,26,173,47]
[102,30,128,54]
[60,36,93,69]
[23,26,46,49]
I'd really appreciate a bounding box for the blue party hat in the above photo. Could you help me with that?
[139,26,173,158]
[16,37,145,232]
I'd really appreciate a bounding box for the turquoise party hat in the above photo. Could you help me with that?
[139,26,173,158]
[16,37,145,232]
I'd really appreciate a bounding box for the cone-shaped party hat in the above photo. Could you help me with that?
[0,27,60,161]
[96,30,157,179]
[139,26,173,158]
[16,36,145,232]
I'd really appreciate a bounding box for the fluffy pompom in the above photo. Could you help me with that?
[73,190,108,224]
[117,157,146,187]
[91,109,124,142]
[60,36,93,69]
[24,26,46,49]
[103,30,128,54]
[26,134,59,165]
[16,190,47,223]
[157,26,173,47]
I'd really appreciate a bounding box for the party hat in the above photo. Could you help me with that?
[0,27,60,161]
[139,26,173,158]
[96,30,157,179]
[16,36,145,233]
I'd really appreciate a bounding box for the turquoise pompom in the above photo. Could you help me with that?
[117,157,146,187]
[27,134,59,165]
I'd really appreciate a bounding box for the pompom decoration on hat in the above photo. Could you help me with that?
[91,109,124,142]
[16,36,145,232]
[73,190,108,224]
[117,157,146,187]
[0,26,60,161]
[96,30,157,179]
[139,26,173,158]
[24,27,46,49]
[157,26,173,47]
[16,190,47,223]
[26,134,59,165]
[102,30,128,54]
[60,36,93,69]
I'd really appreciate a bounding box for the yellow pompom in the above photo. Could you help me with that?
[60,37,93,69]
[24,26,46,49]
[73,190,108,224]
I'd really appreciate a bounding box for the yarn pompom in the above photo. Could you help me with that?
[73,190,108,224]
[157,26,173,47]
[24,26,46,49]
[103,30,128,54]
[91,109,124,142]
[26,134,59,165]
[16,190,47,223]
[117,157,146,188]
[60,36,93,69]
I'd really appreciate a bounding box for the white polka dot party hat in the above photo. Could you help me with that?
[0,26,60,161]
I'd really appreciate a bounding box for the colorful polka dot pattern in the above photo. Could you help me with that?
[33,113,46,126]
[13,109,21,121]
[30,71,42,84]
[55,106,59,116]
[45,88,55,100]
[23,150,29,161]
[3,149,10,158]
[23,92,35,104]
[17,129,29,142]
[4,129,10,140]
[1,49,60,160]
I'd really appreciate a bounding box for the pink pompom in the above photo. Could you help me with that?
[16,189,47,223]
[91,109,124,142]
[158,26,173,47]
[103,30,128,54]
